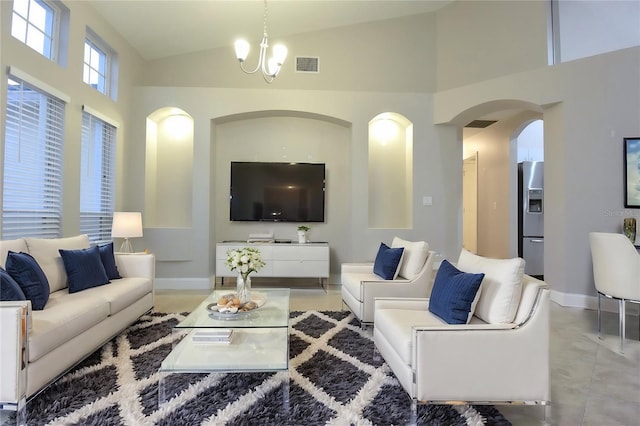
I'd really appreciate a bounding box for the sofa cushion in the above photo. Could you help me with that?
[28,290,109,362]
[5,251,50,310]
[79,277,152,315]
[428,260,484,324]
[0,239,28,269]
[99,242,121,280]
[457,249,525,324]
[25,235,91,293]
[59,246,110,293]
[1,267,26,301]
[375,308,447,365]
[373,243,404,280]
[391,237,429,280]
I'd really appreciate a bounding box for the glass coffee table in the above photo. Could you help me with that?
[158,288,291,407]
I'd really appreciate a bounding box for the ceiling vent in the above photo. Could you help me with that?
[465,120,497,128]
[296,56,319,73]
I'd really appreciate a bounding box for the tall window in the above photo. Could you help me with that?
[2,77,65,239]
[80,111,116,245]
[11,0,57,60]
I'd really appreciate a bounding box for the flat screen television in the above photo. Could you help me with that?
[230,162,326,222]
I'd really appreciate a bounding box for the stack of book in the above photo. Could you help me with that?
[191,329,233,344]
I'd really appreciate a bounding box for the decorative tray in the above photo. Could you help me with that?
[206,293,266,320]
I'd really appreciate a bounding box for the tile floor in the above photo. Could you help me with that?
[155,282,640,426]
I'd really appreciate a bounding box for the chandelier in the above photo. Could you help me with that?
[234,0,288,83]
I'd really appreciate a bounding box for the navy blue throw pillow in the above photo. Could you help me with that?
[5,251,50,310]
[428,260,484,324]
[99,242,121,280]
[1,267,27,301]
[373,243,405,280]
[59,246,110,293]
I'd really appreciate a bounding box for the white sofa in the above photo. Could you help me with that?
[341,237,435,325]
[0,235,155,418]
[373,250,550,407]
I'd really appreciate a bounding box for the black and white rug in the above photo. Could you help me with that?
[11,311,511,425]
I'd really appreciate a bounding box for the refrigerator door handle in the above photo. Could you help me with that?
[529,239,544,243]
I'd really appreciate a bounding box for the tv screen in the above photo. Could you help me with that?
[230,162,326,222]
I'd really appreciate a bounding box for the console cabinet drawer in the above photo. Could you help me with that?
[272,260,329,277]
[271,246,328,261]
[216,242,329,279]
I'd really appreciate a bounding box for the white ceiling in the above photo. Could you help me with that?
[87,0,453,61]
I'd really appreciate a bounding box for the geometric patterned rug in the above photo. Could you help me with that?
[6,311,512,425]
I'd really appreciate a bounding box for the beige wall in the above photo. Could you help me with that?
[435,46,640,305]
[125,87,460,285]
[0,0,144,236]
[139,12,437,93]
[435,0,549,90]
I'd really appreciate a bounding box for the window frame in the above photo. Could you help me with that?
[83,28,117,99]
[11,0,61,61]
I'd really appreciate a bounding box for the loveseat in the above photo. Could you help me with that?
[0,235,155,418]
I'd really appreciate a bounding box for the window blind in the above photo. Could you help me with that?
[80,111,116,245]
[2,77,65,239]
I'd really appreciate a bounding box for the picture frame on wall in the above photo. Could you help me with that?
[624,137,640,207]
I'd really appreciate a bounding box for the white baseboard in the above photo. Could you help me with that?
[155,277,213,291]
[552,290,640,316]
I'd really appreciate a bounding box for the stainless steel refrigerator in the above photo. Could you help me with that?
[518,161,544,278]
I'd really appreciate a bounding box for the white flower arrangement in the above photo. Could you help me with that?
[225,247,265,280]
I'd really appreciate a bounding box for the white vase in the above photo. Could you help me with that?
[297,230,307,243]
[236,273,251,303]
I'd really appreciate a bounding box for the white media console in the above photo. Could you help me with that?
[215,241,330,289]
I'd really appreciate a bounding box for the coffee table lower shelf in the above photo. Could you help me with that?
[158,327,290,409]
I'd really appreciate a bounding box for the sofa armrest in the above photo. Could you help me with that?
[0,302,29,403]
[0,300,32,331]
[374,297,430,311]
[341,262,374,274]
[115,253,156,281]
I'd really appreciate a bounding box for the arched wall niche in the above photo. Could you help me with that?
[145,107,194,228]
[211,109,353,271]
[368,112,413,229]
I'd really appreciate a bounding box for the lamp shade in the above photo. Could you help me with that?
[111,212,143,238]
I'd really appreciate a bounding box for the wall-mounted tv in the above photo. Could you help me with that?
[230,162,326,222]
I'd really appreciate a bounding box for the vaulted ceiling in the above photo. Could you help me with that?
[87,0,453,61]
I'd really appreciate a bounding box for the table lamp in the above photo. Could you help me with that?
[111,212,143,253]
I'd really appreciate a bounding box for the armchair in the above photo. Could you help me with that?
[373,254,550,408]
[341,246,435,326]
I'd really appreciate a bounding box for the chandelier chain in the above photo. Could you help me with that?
[263,0,268,36]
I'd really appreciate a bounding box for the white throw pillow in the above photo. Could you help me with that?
[25,235,91,293]
[391,237,429,280]
[456,249,525,324]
